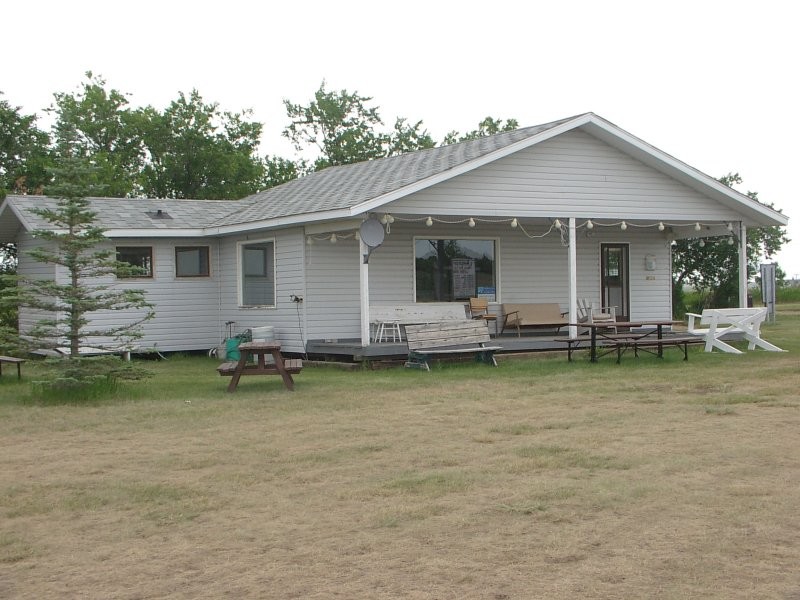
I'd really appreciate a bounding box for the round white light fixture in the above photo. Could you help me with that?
[694,222,702,231]
[620,221,627,231]
[468,217,476,228]
[586,219,594,229]
[554,219,562,230]
[658,222,665,231]
[425,216,433,227]
[330,233,337,243]
[510,218,518,228]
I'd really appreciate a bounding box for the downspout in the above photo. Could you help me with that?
[216,238,223,344]
[738,222,748,308]
[568,218,578,339]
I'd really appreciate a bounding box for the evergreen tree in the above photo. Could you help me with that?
[0,158,154,388]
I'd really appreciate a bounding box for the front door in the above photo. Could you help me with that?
[601,243,630,322]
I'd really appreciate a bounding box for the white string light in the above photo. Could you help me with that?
[305,215,740,248]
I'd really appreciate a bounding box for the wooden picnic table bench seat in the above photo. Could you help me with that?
[501,303,568,336]
[404,320,502,371]
[553,333,704,363]
[0,355,26,379]
[217,358,303,377]
[618,336,705,363]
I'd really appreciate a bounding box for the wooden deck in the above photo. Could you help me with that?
[306,332,576,362]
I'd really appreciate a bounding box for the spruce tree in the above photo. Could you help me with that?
[1,157,154,388]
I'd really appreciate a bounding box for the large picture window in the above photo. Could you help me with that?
[175,246,210,277]
[116,246,153,278]
[415,238,496,302]
[240,240,275,306]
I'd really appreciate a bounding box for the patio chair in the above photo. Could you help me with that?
[469,297,498,336]
[578,298,617,332]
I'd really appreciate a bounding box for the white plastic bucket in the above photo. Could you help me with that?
[250,326,275,363]
[250,326,275,342]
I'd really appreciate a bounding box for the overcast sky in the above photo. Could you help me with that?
[3,0,798,277]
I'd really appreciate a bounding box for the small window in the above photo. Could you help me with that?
[239,240,275,307]
[116,246,153,278]
[175,246,210,277]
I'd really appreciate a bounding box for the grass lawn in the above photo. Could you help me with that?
[1,306,799,599]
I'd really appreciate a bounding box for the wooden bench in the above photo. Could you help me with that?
[501,303,568,336]
[0,355,26,379]
[370,303,467,342]
[216,358,304,376]
[553,334,641,361]
[553,334,704,363]
[552,335,607,361]
[404,320,502,371]
[616,336,705,363]
[686,308,785,354]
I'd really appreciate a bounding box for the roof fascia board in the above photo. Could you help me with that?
[349,114,594,216]
[304,218,364,235]
[104,229,208,238]
[0,199,34,231]
[210,207,355,236]
[581,118,788,226]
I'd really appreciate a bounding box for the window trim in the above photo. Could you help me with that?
[116,246,154,279]
[174,245,211,278]
[412,236,500,303]
[236,237,276,308]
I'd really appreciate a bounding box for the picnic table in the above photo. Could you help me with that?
[567,320,698,363]
[687,308,785,354]
[217,341,302,392]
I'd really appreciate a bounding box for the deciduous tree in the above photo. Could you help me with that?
[0,92,51,197]
[283,81,389,171]
[442,116,519,145]
[48,72,145,197]
[672,172,788,311]
[139,90,266,199]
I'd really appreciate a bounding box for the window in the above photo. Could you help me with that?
[239,240,275,306]
[175,246,210,277]
[415,238,496,302]
[116,246,153,278]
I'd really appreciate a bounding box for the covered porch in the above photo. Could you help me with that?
[345,214,750,348]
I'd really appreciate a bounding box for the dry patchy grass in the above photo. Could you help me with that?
[1,309,799,598]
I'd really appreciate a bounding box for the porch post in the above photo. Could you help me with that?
[738,222,748,308]
[359,236,371,347]
[568,218,578,338]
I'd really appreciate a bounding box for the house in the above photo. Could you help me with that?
[0,113,789,357]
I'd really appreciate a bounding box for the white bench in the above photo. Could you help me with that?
[369,303,467,342]
[686,307,785,354]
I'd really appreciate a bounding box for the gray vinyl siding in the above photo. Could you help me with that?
[304,234,361,341]
[50,238,222,352]
[365,221,672,323]
[16,232,56,337]
[217,228,307,354]
[387,130,743,222]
